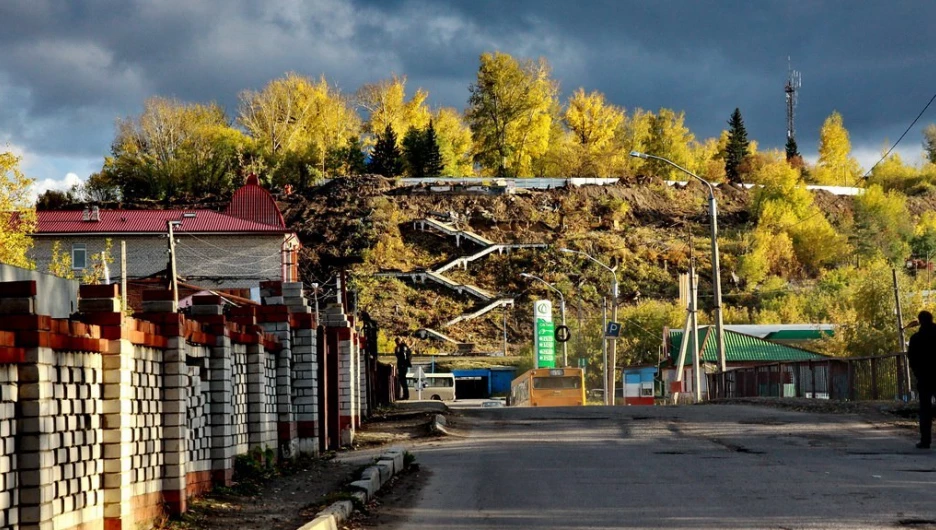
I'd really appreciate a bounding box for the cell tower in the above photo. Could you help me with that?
[784,57,802,159]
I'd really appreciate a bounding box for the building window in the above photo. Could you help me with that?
[71,243,87,269]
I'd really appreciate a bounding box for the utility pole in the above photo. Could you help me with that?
[609,273,618,404]
[503,303,508,356]
[690,261,702,402]
[120,240,127,313]
[602,297,608,405]
[893,268,911,397]
[166,221,179,306]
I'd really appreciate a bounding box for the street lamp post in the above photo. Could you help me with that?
[520,273,568,367]
[560,248,618,405]
[630,151,727,374]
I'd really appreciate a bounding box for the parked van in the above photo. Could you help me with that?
[405,372,456,401]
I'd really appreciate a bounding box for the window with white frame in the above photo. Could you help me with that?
[71,243,87,269]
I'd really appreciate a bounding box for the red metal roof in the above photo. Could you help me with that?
[36,209,291,234]
[223,174,286,228]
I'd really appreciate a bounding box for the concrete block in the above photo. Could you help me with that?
[0,297,35,314]
[375,460,393,483]
[378,450,404,474]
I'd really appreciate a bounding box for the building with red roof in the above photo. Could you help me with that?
[31,176,299,289]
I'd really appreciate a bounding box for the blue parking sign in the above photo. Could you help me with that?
[605,321,621,338]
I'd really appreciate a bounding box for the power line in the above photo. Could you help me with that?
[862,91,936,179]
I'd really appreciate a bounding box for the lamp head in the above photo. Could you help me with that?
[630,151,647,159]
[519,273,532,279]
[559,248,574,254]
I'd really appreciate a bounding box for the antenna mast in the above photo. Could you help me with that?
[785,57,802,159]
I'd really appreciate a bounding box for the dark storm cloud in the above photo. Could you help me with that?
[1,0,934,181]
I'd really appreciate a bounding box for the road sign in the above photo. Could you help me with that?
[605,321,621,338]
[555,325,571,343]
[415,366,426,400]
[533,299,555,368]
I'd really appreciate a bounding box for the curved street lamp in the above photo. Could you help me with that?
[520,273,568,367]
[560,248,618,405]
[630,151,727,374]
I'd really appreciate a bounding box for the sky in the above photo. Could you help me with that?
[2,0,935,198]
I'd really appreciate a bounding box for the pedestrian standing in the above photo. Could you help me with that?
[908,310,936,449]
[395,338,413,400]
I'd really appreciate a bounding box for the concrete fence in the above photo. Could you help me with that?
[0,278,372,530]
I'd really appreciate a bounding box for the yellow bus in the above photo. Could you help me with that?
[509,368,586,407]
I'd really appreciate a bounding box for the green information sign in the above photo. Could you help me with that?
[533,299,555,368]
[536,319,556,368]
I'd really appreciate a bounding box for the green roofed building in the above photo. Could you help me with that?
[661,326,830,399]
[667,326,829,366]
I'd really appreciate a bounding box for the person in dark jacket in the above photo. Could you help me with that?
[394,338,413,400]
[908,310,936,449]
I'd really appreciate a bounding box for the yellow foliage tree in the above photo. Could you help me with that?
[108,96,248,200]
[356,75,430,146]
[466,51,559,177]
[642,108,695,179]
[812,111,861,185]
[48,241,75,279]
[853,184,912,265]
[740,152,847,282]
[563,88,625,177]
[618,108,653,176]
[431,108,474,176]
[868,151,918,192]
[0,152,35,269]
[238,73,360,181]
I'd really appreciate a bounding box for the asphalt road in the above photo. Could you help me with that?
[366,404,936,529]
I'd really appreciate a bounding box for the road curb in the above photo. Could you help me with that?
[295,446,408,530]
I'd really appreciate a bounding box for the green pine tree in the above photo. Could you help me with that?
[424,120,444,178]
[785,136,800,162]
[369,125,403,177]
[344,136,367,176]
[724,108,750,183]
[402,127,427,178]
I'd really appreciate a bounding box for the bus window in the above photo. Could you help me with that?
[533,376,581,389]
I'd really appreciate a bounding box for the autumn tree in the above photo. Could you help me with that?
[723,108,750,183]
[369,125,403,177]
[739,152,847,284]
[924,124,936,165]
[561,88,624,176]
[618,108,653,176]
[431,108,474,176]
[105,96,247,201]
[689,137,726,183]
[238,73,360,186]
[356,75,430,145]
[466,52,558,177]
[912,211,936,269]
[0,151,35,269]
[852,184,912,265]
[867,152,918,193]
[812,111,861,185]
[641,109,695,179]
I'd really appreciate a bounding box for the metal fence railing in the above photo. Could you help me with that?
[706,353,912,402]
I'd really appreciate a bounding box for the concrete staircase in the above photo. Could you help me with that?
[376,218,547,347]
[433,243,548,274]
[444,298,514,328]
[414,218,495,247]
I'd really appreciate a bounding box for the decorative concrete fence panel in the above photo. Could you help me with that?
[0,279,367,529]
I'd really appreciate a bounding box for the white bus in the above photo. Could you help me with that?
[405,372,456,401]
